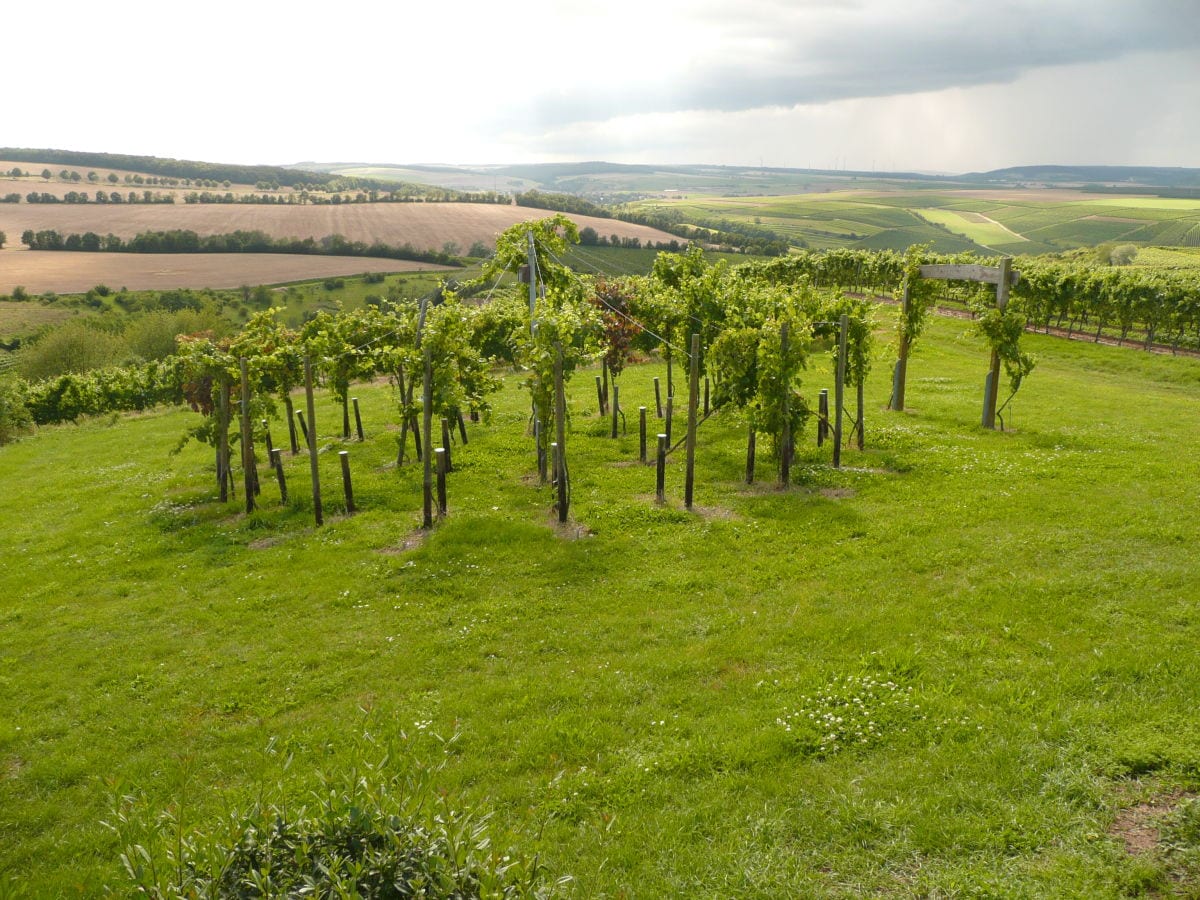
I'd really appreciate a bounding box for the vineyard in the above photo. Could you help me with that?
[5,275,1200,894]
[7,220,1200,894]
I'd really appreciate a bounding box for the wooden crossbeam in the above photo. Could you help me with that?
[918,263,1021,286]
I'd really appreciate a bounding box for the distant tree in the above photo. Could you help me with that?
[9,167,22,177]
[442,240,461,256]
[70,171,81,182]
[467,240,488,257]
[87,171,99,183]
[107,173,119,184]
[41,169,51,181]
[0,230,6,249]
[1111,244,1139,266]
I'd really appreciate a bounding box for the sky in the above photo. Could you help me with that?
[5,0,1199,173]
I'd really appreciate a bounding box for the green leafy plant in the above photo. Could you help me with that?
[104,732,566,898]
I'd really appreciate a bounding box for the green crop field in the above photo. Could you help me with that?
[631,190,1200,254]
[0,301,75,341]
[1131,246,1200,268]
[5,313,1200,895]
[914,209,1027,248]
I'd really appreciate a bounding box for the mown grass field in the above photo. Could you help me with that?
[633,190,1200,255]
[4,315,1200,896]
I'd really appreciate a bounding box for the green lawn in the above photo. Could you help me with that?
[4,314,1200,895]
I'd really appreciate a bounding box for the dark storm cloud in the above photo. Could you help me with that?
[531,0,1200,125]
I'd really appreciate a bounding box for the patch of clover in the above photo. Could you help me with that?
[777,673,922,757]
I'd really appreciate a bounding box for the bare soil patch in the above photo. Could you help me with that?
[1110,789,1193,856]
[690,504,738,520]
[377,530,428,555]
[819,487,856,499]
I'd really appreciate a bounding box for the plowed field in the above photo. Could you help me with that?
[0,202,680,253]
[0,251,447,294]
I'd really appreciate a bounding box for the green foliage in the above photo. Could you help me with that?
[0,376,33,444]
[749,311,810,457]
[708,280,811,463]
[16,320,129,380]
[519,299,593,456]
[23,362,182,425]
[468,293,526,366]
[973,296,1037,396]
[896,244,939,346]
[423,295,501,422]
[301,305,393,422]
[479,215,581,296]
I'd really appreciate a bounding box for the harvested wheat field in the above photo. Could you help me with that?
[0,202,680,253]
[0,251,447,294]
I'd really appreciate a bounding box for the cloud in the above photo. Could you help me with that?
[505,48,1200,172]
[522,0,1200,126]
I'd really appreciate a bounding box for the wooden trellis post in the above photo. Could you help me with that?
[906,260,1020,430]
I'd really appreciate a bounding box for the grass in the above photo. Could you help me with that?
[0,300,76,342]
[4,314,1200,895]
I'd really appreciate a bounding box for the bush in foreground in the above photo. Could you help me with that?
[104,732,565,899]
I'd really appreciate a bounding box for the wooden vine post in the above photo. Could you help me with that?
[780,321,791,486]
[685,333,700,510]
[610,384,620,439]
[982,257,1013,430]
[833,314,848,469]
[890,277,912,412]
[554,343,568,523]
[339,450,355,513]
[285,394,300,454]
[639,406,647,463]
[303,354,323,526]
[422,344,434,528]
[217,377,230,502]
[239,358,255,514]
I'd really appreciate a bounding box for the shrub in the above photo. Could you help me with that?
[0,377,33,445]
[106,732,565,898]
[16,321,128,381]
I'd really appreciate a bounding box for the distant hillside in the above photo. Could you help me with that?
[1,148,436,195]
[311,159,1200,200]
[303,161,954,199]
[970,165,1200,191]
